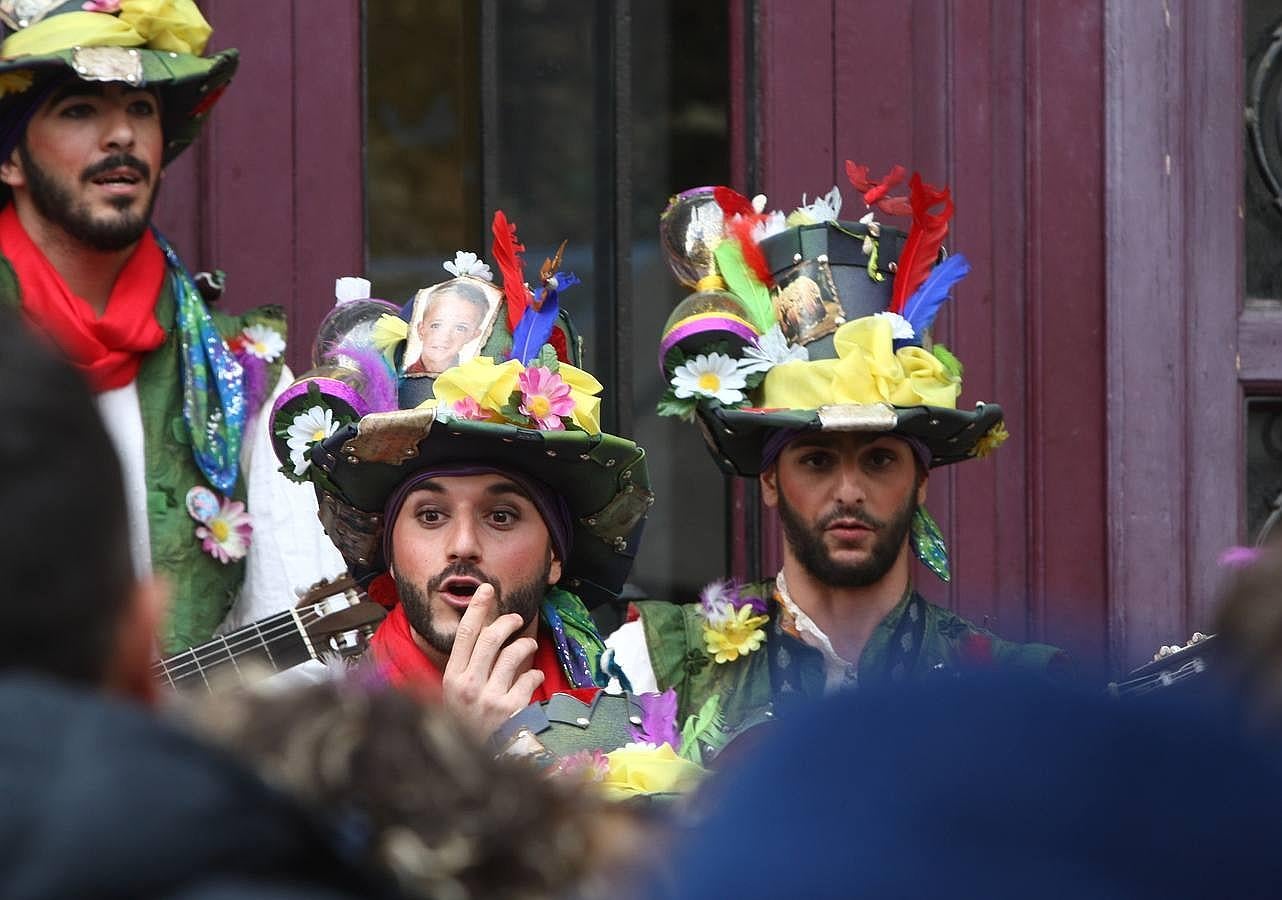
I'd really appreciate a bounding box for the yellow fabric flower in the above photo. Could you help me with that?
[432,357,523,417]
[371,313,408,362]
[553,362,603,433]
[2,0,212,59]
[759,315,961,411]
[972,421,1010,458]
[703,604,769,664]
[600,743,705,800]
[0,70,33,98]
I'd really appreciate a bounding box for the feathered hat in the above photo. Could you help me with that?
[656,162,1008,581]
[270,213,652,607]
[0,0,236,166]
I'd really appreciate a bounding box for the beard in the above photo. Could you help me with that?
[777,488,917,588]
[18,143,157,252]
[395,559,551,656]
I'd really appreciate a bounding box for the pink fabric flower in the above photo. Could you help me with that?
[451,396,488,420]
[82,0,121,12]
[196,497,253,564]
[517,366,574,430]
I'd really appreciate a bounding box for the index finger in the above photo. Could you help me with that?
[443,583,498,679]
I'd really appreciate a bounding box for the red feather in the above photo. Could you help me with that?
[714,186,755,219]
[727,214,774,288]
[490,210,533,331]
[550,325,569,362]
[845,159,911,217]
[889,173,954,313]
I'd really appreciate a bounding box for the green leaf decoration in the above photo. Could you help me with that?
[656,392,698,421]
[535,343,561,371]
[714,239,776,333]
[678,693,728,763]
[932,343,964,380]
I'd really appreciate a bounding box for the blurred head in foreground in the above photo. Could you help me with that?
[187,679,660,900]
[647,675,1282,900]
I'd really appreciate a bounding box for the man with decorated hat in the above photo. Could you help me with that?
[608,164,1066,737]
[0,0,344,654]
[271,215,652,736]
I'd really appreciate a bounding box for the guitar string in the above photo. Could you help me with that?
[154,607,329,680]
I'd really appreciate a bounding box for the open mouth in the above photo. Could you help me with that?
[90,168,144,188]
[439,576,482,606]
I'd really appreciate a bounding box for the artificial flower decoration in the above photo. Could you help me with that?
[443,250,494,281]
[788,185,843,226]
[600,742,705,800]
[699,579,769,664]
[446,396,490,421]
[82,0,122,11]
[0,70,33,99]
[971,421,1010,459]
[286,405,338,476]
[517,366,575,431]
[549,749,610,784]
[738,325,810,375]
[239,324,285,362]
[371,313,410,363]
[196,496,253,564]
[430,355,603,433]
[873,311,916,341]
[671,352,748,406]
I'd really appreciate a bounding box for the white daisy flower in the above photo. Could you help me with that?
[671,353,748,405]
[738,325,809,375]
[859,211,882,256]
[286,405,338,476]
[443,250,493,281]
[874,311,916,341]
[241,324,285,362]
[334,276,371,304]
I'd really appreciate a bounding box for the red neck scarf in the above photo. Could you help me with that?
[368,602,594,704]
[0,205,166,392]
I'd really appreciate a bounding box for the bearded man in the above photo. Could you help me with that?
[0,2,343,653]
[608,176,1065,737]
[269,236,651,737]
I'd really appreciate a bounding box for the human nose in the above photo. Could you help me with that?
[101,105,136,152]
[445,516,482,563]
[830,459,868,506]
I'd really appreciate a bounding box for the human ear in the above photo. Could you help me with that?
[916,473,929,507]
[0,149,25,189]
[760,465,780,509]
[547,550,563,585]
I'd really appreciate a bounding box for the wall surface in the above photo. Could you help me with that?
[152,0,365,376]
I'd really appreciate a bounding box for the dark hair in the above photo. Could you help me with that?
[0,310,134,683]
[187,681,655,900]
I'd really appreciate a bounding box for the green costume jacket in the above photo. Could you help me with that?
[634,581,1066,744]
[0,255,286,653]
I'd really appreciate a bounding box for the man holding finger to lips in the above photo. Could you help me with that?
[269,235,652,738]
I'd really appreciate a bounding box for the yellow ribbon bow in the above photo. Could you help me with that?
[758,315,961,411]
[429,357,604,434]
[3,0,212,60]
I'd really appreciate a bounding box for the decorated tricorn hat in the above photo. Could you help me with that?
[657,160,1008,481]
[270,213,652,607]
[0,0,237,166]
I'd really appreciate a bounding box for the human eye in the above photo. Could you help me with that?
[866,447,900,469]
[58,101,96,119]
[413,506,444,526]
[128,97,158,117]
[487,507,520,527]
[797,450,835,470]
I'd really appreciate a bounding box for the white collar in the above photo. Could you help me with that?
[775,570,858,691]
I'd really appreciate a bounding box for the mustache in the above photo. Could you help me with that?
[81,153,152,185]
[817,504,884,531]
[426,561,497,596]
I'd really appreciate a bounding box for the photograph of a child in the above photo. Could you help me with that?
[403,277,503,377]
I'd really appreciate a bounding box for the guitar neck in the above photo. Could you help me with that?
[154,607,318,692]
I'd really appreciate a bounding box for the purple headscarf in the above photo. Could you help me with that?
[382,464,574,568]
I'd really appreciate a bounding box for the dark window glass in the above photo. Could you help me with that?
[1247,397,1282,546]
[1246,1,1282,303]
[366,1,730,606]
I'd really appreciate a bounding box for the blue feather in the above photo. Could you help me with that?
[900,253,971,340]
[510,291,561,364]
[509,272,579,365]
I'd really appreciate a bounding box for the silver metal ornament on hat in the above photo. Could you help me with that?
[659,186,727,289]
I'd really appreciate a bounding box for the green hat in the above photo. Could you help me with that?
[655,167,1008,481]
[270,226,653,608]
[0,0,236,165]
